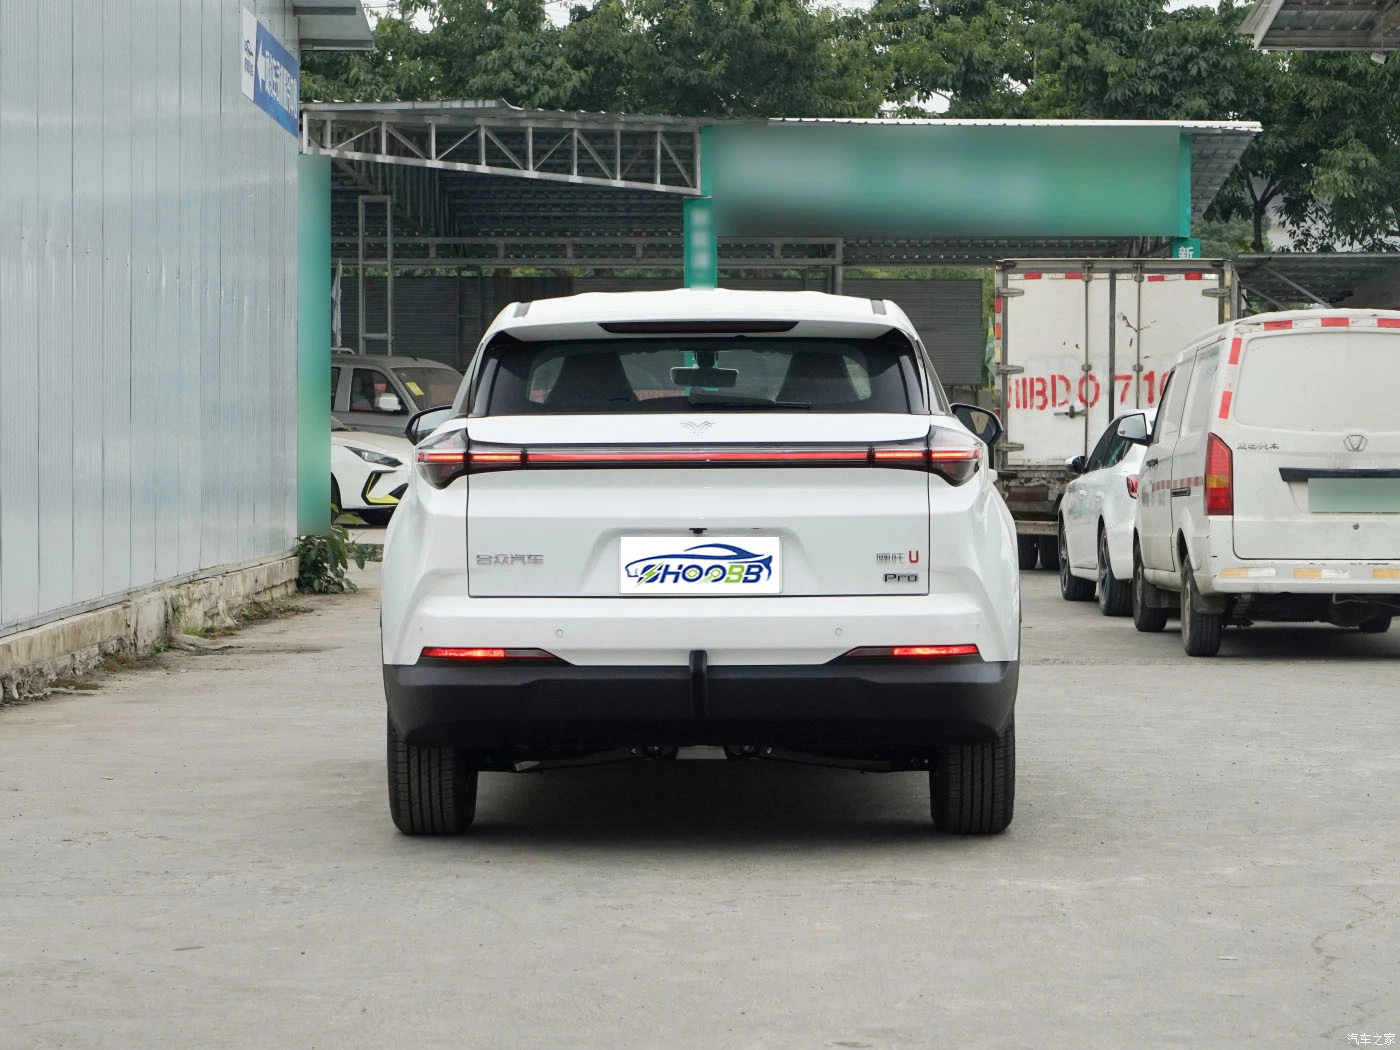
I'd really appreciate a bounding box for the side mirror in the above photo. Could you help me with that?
[951,403,1003,447]
[1115,412,1149,445]
[1066,455,1087,476]
[405,405,453,444]
[375,393,403,414]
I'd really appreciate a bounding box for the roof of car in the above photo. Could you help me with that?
[330,351,460,369]
[1233,308,1400,326]
[485,288,919,343]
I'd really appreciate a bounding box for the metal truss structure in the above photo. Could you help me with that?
[1242,0,1400,51]
[305,101,1259,351]
[304,100,702,195]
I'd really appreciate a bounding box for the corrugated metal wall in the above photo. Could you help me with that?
[336,274,984,384]
[0,0,301,636]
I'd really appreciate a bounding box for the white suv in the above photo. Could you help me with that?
[1131,309,1400,655]
[381,290,1021,834]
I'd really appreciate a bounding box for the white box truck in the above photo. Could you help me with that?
[993,259,1235,569]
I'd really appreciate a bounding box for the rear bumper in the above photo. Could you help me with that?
[384,657,1017,755]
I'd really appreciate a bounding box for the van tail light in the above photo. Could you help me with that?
[419,647,560,663]
[417,428,980,485]
[837,644,981,661]
[1125,474,1140,499]
[1205,434,1233,516]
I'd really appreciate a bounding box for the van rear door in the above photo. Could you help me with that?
[1227,324,1400,560]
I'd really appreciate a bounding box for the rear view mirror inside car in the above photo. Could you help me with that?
[669,366,739,389]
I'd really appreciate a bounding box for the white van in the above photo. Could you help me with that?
[1127,309,1400,656]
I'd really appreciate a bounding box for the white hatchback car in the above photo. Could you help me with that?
[381,289,1021,835]
[1058,409,1155,616]
[331,418,413,526]
[1131,309,1400,655]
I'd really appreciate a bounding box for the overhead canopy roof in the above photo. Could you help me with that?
[1241,0,1400,50]
[295,0,374,51]
[303,101,1259,268]
[1235,253,1400,308]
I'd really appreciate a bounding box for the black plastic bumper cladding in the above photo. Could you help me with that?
[384,656,1018,755]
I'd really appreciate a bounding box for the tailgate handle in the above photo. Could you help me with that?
[1280,468,1400,482]
[1145,457,1159,467]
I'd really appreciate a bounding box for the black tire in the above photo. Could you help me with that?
[1180,556,1223,657]
[1096,527,1132,617]
[1037,534,1060,572]
[358,507,395,527]
[1017,534,1039,571]
[387,713,478,835]
[331,478,343,519]
[1358,614,1393,634]
[1132,542,1169,633]
[930,718,1015,834]
[1058,521,1094,601]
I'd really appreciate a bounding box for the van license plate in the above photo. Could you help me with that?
[1308,479,1400,514]
[619,536,781,595]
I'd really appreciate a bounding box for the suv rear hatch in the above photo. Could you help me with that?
[454,330,959,598]
[1228,325,1400,560]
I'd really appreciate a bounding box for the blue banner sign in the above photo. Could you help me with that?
[241,8,299,138]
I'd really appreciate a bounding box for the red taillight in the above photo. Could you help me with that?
[419,647,558,662]
[419,428,980,485]
[1126,474,1140,499]
[415,429,469,489]
[1205,434,1233,516]
[840,644,980,660]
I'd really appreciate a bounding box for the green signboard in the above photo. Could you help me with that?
[706,123,1188,240]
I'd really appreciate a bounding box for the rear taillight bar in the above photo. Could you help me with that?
[419,647,560,662]
[1126,474,1140,499]
[415,428,980,489]
[837,644,981,661]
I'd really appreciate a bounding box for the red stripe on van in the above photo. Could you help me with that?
[1185,273,1204,280]
[1228,337,1242,365]
[1218,391,1233,419]
[1146,274,1166,282]
[1379,317,1400,329]
[1263,320,1293,330]
[1320,316,1350,327]
[1022,273,1042,280]
[1064,272,1082,280]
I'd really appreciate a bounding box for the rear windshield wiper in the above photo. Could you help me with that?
[686,397,812,410]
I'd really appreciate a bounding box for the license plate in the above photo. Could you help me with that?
[619,536,781,595]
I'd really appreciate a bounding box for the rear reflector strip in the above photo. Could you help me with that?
[419,647,560,662]
[1221,567,1277,579]
[1217,390,1233,419]
[1374,568,1400,580]
[839,644,980,660]
[1294,568,1350,580]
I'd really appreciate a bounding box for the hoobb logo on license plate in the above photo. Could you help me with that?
[619,538,781,595]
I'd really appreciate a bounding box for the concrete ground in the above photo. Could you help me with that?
[2,566,1397,1049]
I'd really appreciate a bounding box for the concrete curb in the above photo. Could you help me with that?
[0,556,299,703]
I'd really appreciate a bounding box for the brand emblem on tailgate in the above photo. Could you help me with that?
[680,420,715,435]
[624,543,772,587]
[1344,433,1368,452]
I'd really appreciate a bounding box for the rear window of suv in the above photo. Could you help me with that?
[470,334,927,415]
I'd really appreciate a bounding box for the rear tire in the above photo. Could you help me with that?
[1037,534,1060,572]
[387,714,478,835]
[1096,527,1132,617]
[1132,543,1169,633]
[1180,557,1223,657]
[1017,535,1039,571]
[1359,615,1393,634]
[1058,521,1094,601]
[930,718,1015,835]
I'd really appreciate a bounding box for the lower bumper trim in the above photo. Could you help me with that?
[385,658,1018,755]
